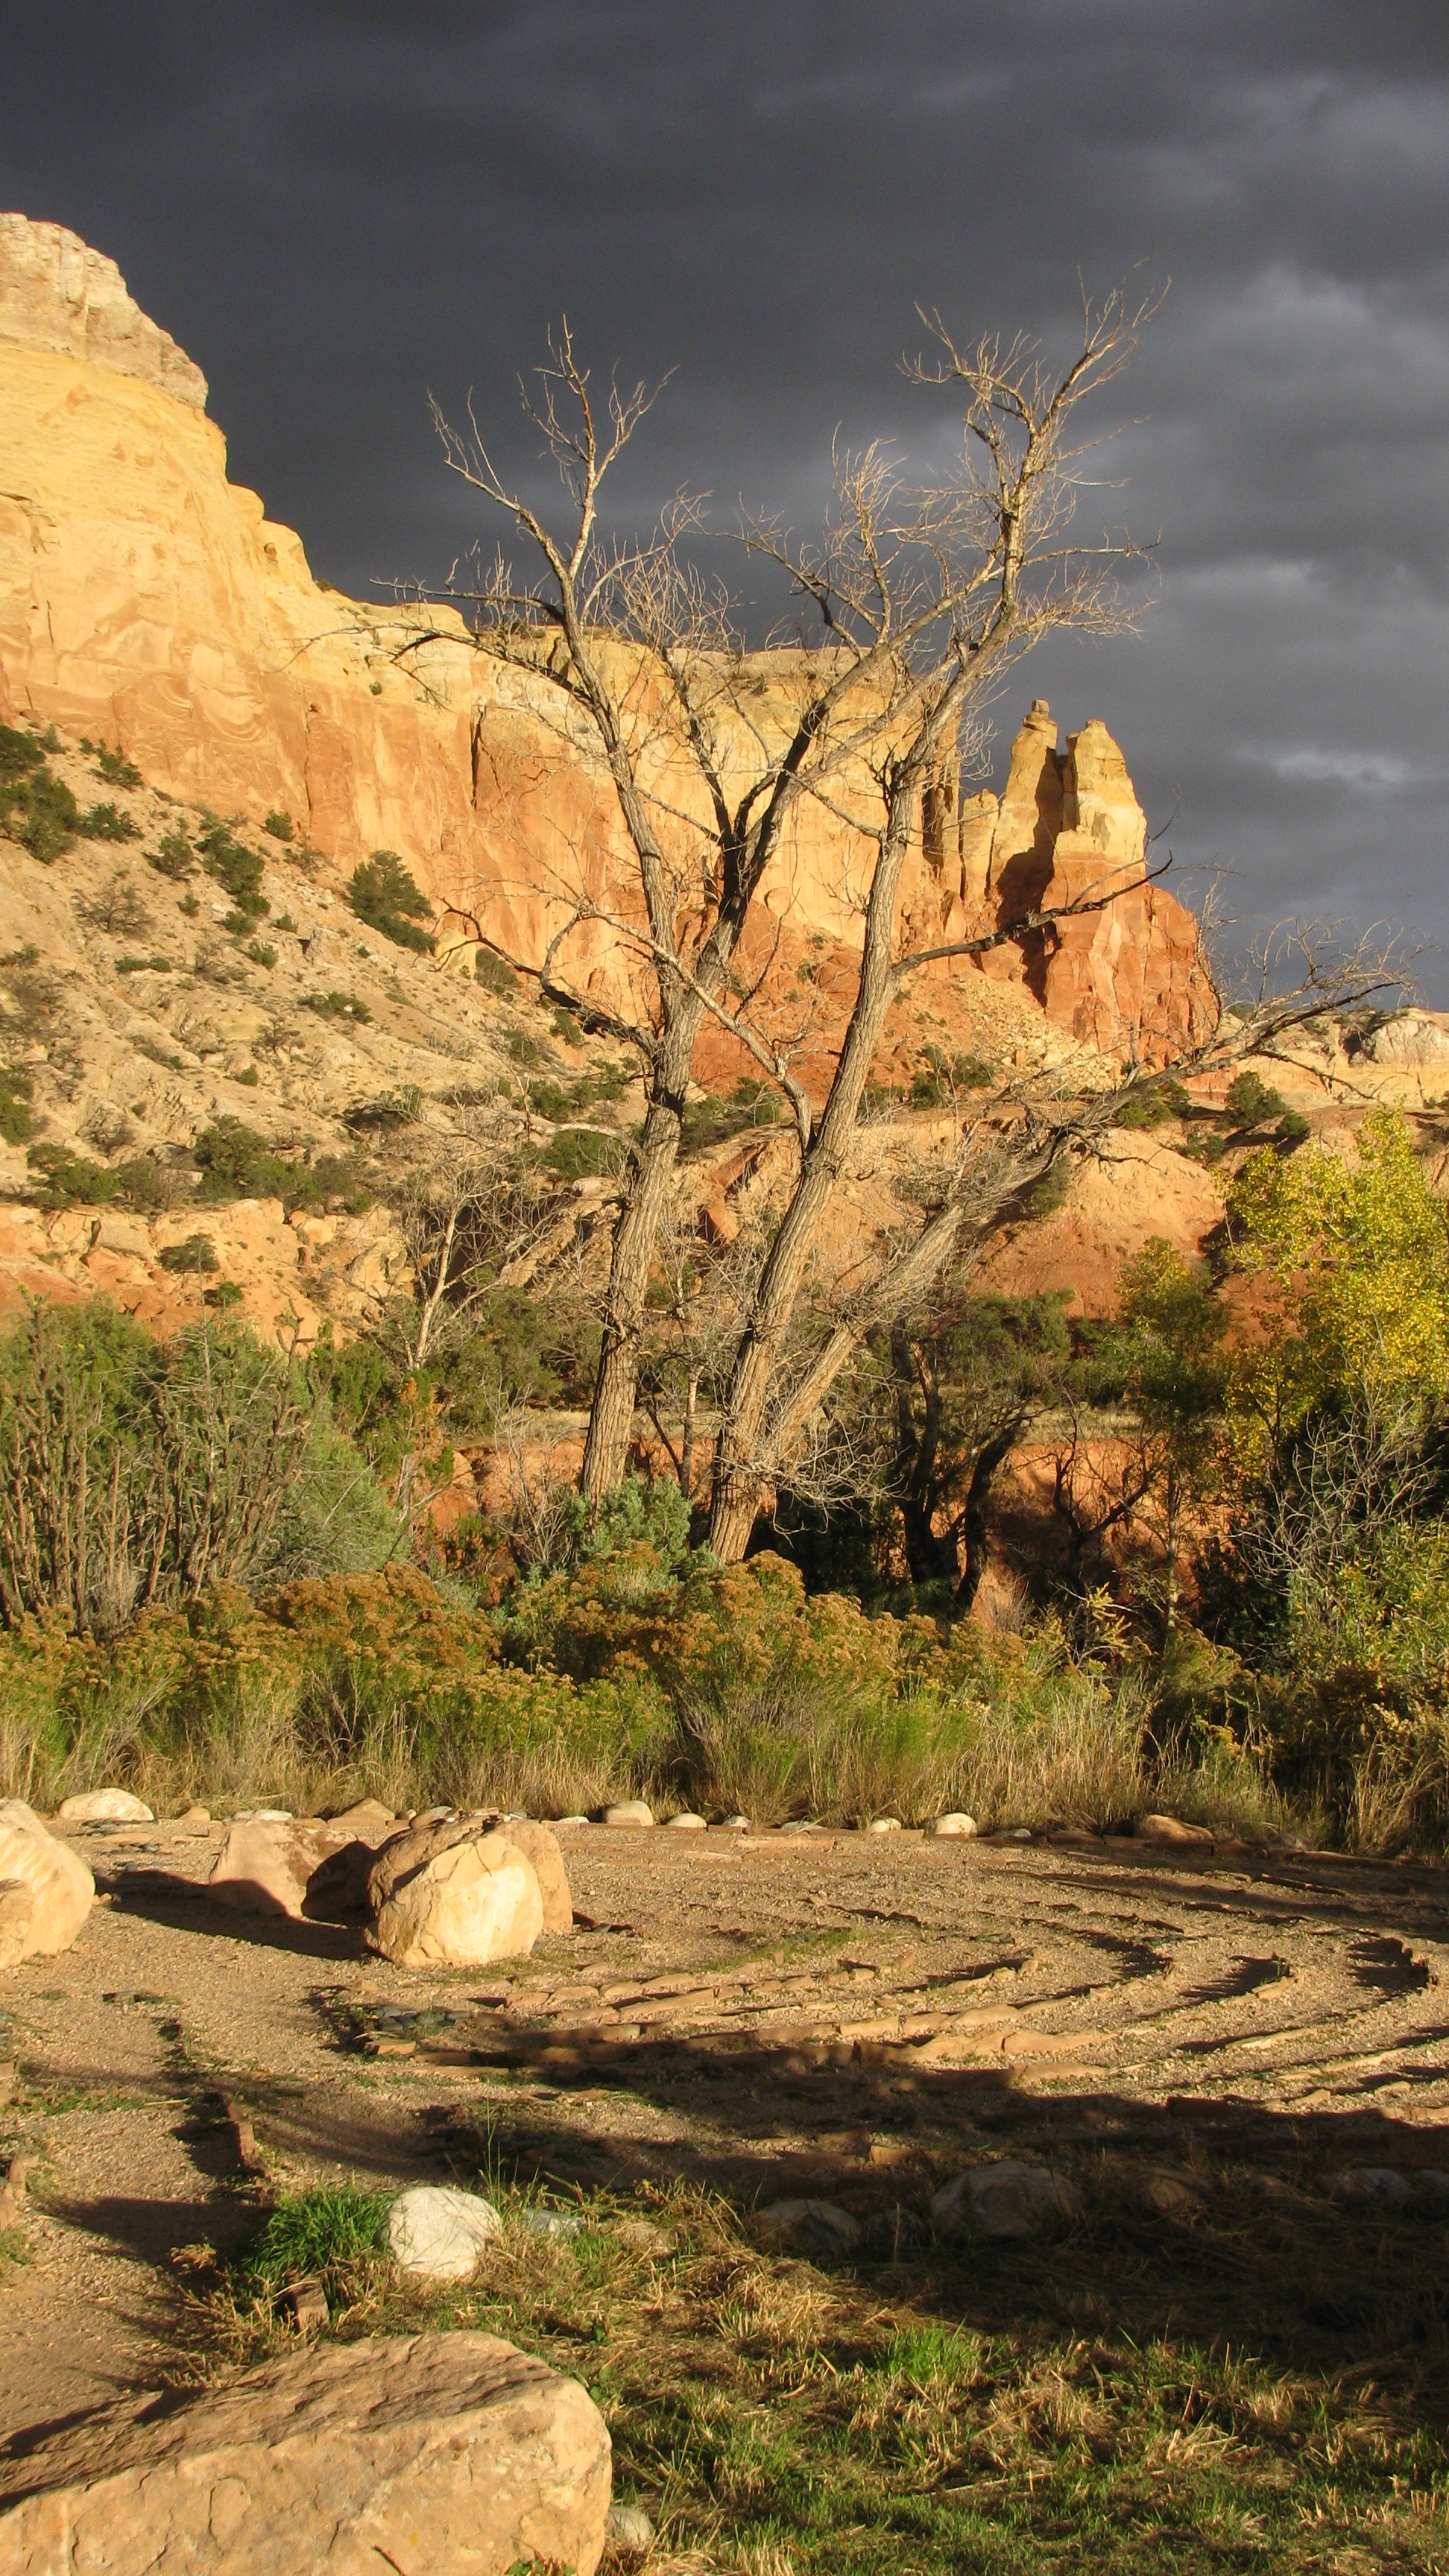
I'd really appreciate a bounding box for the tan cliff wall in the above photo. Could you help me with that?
[0,214,1214,1070]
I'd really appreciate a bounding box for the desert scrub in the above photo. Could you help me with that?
[0,724,78,861]
[347,850,433,953]
[204,2174,1449,2576]
[0,1301,398,1643]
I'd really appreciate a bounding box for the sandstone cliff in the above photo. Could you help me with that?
[0,214,1213,1071]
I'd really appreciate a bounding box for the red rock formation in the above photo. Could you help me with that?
[0,215,1215,1072]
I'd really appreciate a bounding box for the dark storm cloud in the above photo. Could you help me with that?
[3,0,1448,975]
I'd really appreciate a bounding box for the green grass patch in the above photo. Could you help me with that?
[235,2182,392,2299]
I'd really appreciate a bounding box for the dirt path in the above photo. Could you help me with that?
[4,1814,1448,2475]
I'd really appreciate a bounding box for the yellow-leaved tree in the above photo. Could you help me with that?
[1227,1111,1449,1461]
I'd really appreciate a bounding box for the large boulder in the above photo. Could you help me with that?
[0,2330,612,2576]
[0,1804,94,1969]
[366,1811,569,1933]
[57,1789,154,1822]
[207,1816,395,1922]
[367,1822,544,1969]
[499,1819,572,1935]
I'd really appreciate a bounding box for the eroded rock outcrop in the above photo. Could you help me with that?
[0,213,1213,1069]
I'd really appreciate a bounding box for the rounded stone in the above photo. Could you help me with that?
[388,2185,502,2280]
[601,1802,654,1830]
[606,2504,657,2553]
[57,1790,154,1824]
[666,1813,707,1830]
[867,1816,903,1834]
[929,1813,978,1838]
[758,2197,862,2256]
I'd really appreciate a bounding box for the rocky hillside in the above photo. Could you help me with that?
[0,213,1210,1070]
[2,213,1448,1360]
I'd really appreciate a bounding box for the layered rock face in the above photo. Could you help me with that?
[0,214,1212,1067]
[897,700,1219,1063]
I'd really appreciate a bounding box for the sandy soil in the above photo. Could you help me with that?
[3,1813,1448,2481]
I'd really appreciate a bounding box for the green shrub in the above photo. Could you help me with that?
[116,955,172,976]
[1116,1078,1192,1130]
[192,1117,291,1201]
[198,821,268,920]
[246,940,277,969]
[93,742,142,789]
[80,801,140,842]
[0,1069,33,1146]
[303,991,371,1024]
[0,724,79,862]
[906,1048,994,1110]
[26,1142,118,1205]
[347,850,433,953]
[1226,1070,1287,1129]
[475,950,518,995]
[148,830,195,882]
[0,1301,398,1641]
[263,809,295,842]
[679,1079,780,1153]
[538,1128,622,1182]
[75,871,151,936]
[159,1234,219,1275]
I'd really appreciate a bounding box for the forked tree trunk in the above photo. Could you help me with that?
[707,748,935,1562]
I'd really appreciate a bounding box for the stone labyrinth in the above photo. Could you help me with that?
[3,1813,1448,2453]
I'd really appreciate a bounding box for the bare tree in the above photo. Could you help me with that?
[389,1106,559,1371]
[418,290,1158,1517]
[703,915,1406,1562]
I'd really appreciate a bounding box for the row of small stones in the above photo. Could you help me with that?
[62,1798,990,1837]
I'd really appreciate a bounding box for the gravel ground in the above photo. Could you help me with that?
[3,1813,1448,2473]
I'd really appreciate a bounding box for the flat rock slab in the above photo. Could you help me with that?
[0,2330,612,2576]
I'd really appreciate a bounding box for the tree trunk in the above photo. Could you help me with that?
[953,1420,1023,1610]
[707,738,940,1560]
[579,1080,688,1500]
[891,1326,956,1585]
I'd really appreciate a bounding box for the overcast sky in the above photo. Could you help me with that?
[4,1,1447,982]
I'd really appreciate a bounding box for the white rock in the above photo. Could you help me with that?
[1330,2167,1431,2204]
[929,1813,978,1838]
[867,1816,903,1834]
[931,2161,1082,2241]
[722,1814,751,1831]
[57,1790,154,1823]
[522,2209,584,2239]
[555,1815,588,1827]
[666,1812,708,1829]
[602,1802,655,1829]
[388,2185,502,2281]
[758,2197,862,2256]
[606,2504,657,2553]
[0,1809,94,1969]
